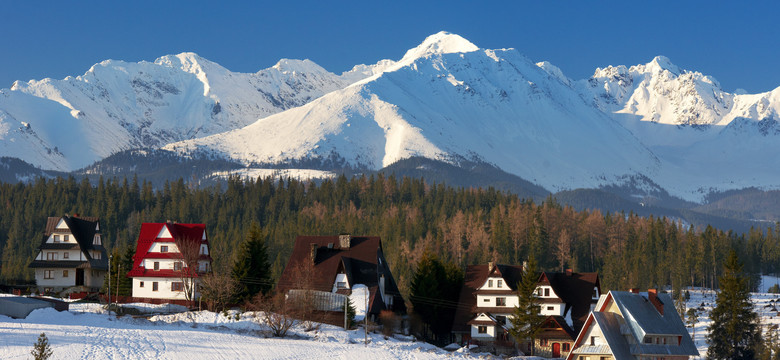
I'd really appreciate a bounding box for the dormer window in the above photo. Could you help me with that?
[93,234,101,245]
[497,280,503,288]
[53,235,60,242]
[592,287,599,299]
[337,282,347,289]
[63,235,69,242]
[161,245,169,253]
[488,280,493,287]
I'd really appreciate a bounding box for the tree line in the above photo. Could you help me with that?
[1,174,778,296]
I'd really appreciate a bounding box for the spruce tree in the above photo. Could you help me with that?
[31,333,53,360]
[707,250,761,360]
[409,250,462,344]
[231,222,271,302]
[509,256,544,356]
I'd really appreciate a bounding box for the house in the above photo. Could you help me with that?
[28,215,107,294]
[126,222,212,301]
[276,234,406,322]
[451,262,600,357]
[566,289,699,360]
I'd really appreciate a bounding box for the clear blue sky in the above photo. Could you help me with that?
[2,1,778,93]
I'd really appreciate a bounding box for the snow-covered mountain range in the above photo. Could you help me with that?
[2,32,780,203]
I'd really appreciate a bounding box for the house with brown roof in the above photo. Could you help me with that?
[29,215,107,294]
[276,234,406,322]
[451,262,600,357]
[126,222,212,301]
[567,289,698,360]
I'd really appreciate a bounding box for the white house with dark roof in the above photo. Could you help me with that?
[567,289,699,360]
[29,215,107,293]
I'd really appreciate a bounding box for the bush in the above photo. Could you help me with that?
[248,293,296,337]
[379,310,401,337]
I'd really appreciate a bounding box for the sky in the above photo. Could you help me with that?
[1,1,779,93]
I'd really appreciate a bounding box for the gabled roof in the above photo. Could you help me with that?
[126,222,210,278]
[570,291,699,359]
[276,235,406,315]
[30,216,107,270]
[539,315,578,339]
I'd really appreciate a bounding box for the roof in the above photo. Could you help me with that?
[539,315,578,340]
[31,216,107,271]
[570,311,631,359]
[276,235,406,316]
[126,222,210,278]
[604,291,698,355]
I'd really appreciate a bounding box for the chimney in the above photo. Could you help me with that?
[310,243,318,264]
[72,213,79,218]
[488,261,494,271]
[648,289,664,315]
[629,288,639,294]
[565,268,573,276]
[339,234,351,249]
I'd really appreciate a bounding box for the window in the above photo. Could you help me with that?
[172,282,184,291]
[496,297,507,306]
[47,252,58,260]
[644,337,652,344]
[538,288,543,296]
[496,316,506,325]
[93,251,101,260]
[160,245,168,253]
[488,280,493,288]
[174,262,183,271]
[53,235,60,242]
[540,338,548,346]
[140,281,144,288]
[483,298,490,302]
[547,306,555,311]
[497,280,503,288]
[544,288,550,297]
[337,282,347,289]
[152,282,159,291]
[154,262,160,271]
[592,287,598,298]
[477,326,487,334]
[63,270,69,277]
[44,270,54,279]
[63,235,69,242]
[590,336,596,346]
[563,343,570,351]
[93,234,101,245]
[63,252,69,259]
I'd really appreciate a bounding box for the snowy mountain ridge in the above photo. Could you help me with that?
[2,31,780,202]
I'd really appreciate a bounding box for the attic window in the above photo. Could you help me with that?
[53,235,60,242]
[488,280,493,287]
[337,282,347,289]
[93,234,101,245]
[497,280,503,288]
[161,245,169,253]
[63,235,69,242]
[93,251,102,260]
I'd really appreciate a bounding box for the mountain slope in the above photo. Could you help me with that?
[0,53,350,171]
[165,32,660,193]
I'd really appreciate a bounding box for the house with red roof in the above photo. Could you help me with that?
[451,262,600,357]
[29,215,107,294]
[126,222,212,301]
[276,234,406,323]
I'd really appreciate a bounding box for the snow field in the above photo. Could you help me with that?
[0,302,488,360]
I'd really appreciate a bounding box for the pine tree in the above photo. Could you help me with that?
[509,256,544,356]
[409,250,462,344]
[707,250,761,360]
[31,333,53,360]
[231,222,271,302]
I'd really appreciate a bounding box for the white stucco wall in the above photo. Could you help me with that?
[540,302,565,316]
[476,294,519,309]
[132,277,200,300]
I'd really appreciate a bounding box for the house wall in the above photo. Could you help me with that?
[36,250,87,261]
[476,294,519,308]
[471,324,497,339]
[149,242,179,253]
[540,302,565,316]
[535,338,573,358]
[132,277,200,300]
[35,268,75,289]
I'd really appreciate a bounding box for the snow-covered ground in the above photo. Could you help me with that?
[0,302,486,359]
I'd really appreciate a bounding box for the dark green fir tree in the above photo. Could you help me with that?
[707,250,761,360]
[231,222,271,302]
[509,256,544,356]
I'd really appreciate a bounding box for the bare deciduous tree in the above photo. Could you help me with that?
[174,235,206,302]
[199,272,238,312]
[248,293,296,337]
[555,229,572,272]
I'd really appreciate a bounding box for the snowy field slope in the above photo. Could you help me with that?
[0,303,478,360]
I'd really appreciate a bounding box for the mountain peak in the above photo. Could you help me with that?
[272,58,327,75]
[400,32,479,61]
[646,55,680,75]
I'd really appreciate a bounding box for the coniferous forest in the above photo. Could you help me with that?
[0,175,777,297]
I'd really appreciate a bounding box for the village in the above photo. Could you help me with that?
[1,214,703,359]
